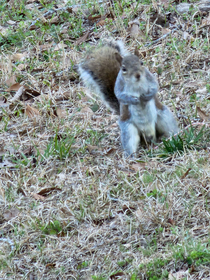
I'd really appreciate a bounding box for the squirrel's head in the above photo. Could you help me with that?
[121,54,145,84]
[120,47,158,94]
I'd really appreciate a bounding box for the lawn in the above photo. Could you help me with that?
[0,0,210,279]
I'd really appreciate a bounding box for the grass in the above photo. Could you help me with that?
[1,0,210,279]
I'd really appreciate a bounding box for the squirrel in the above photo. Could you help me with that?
[78,40,179,156]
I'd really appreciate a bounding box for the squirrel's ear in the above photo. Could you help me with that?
[115,52,123,65]
[134,46,140,57]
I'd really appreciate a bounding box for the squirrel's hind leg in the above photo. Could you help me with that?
[118,120,140,157]
[156,106,179,138]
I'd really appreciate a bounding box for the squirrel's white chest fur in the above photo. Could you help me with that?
[130,99,157,132]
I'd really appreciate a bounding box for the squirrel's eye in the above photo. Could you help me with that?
[122,66,127,73]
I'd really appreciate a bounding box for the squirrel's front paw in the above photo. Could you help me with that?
[129,96,140,105]
[141,88,157,101]
[118,95,140,105]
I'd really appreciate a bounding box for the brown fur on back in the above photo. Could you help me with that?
[83,46,122,96]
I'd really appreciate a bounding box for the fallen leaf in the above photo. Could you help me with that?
[7,20,16,25]
[60,27,68,34]
[183,31,191,40]
[134,205,153,225]
[5,76,16,86]
[110,271,125,279]
[56,107,68,118]
[25,104,40,118]
[109,122,118,128]
[162,28,171,35]
[176,3,192,14]
[123,245,134,253]
[183,81,204,89]
[86,145,100,154]
[29,23,36,30]
[160,0,170,9]
[96,18,113,27]
[70,145,81,150]
[80,107,93,115]
[60,207,73,216]
[168,270,188,279]
[6,83,22,92]
[49,16,59,24]
[195,86,207,94]
[190,264,195,272]
[45,263,56,268]
[24,88,41,98]
[38,187,62,196]
[181,168,191,179]
[200,15,210,28]
[150,12,168,26]
[66,7,73,13]
[196,106,210,121]
[103,147,116,155]
[25,3,38,9]
[17,64,27,71]
[117,164,136,174]
[88,14,101,23]
[31,192,45,201]
[130,162,146,171]
[38,43,53,51]
[9,86,24,102]
[96,19,106,27]
[62,91,71,99]
[128,19,140,39]
[168,218,175,225]
[75,30,90,45]
[72,5,81,13]
[11,52,27,62]
[27,0,38,3]
[0,25,8,35]
[54,42,67,51]
[3,208,20,221]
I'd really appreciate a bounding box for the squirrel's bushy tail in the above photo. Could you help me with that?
[78,40,126,115]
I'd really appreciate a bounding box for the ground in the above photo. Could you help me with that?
[0,0,210,279]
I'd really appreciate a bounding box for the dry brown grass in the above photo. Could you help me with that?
[1,0,210,279]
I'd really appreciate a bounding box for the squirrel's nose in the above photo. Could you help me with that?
[135,73,141,80]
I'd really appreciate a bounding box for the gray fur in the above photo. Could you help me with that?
[156,106,179,137]
[118,120,140,156]
[115,63,178,156]
[79,41,179,156]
